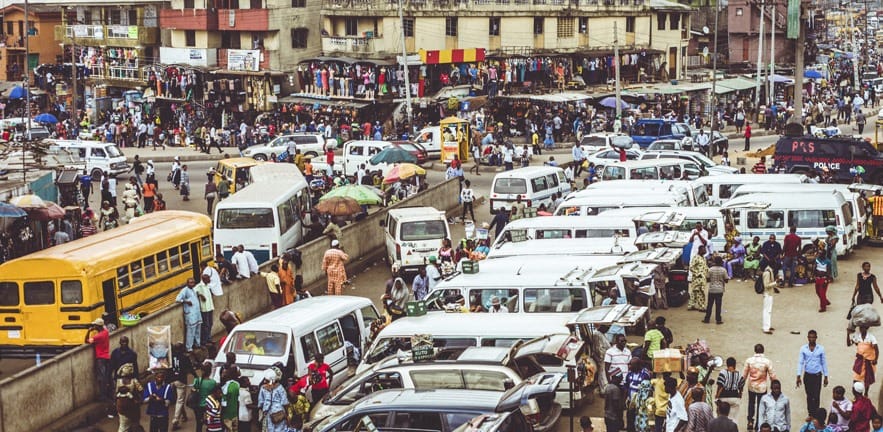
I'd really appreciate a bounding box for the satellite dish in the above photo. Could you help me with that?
[702,26,710,35]
[702,47,709,56]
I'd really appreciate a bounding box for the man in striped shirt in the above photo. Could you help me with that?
[715,357,745,422]
[203,383,224,432]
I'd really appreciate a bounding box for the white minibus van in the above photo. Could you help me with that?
[692,173,808,205]
[723,191,855,256]
[491,216,637,249]
[489,166,571,213]
[50,139,129,179]
[554,193,687,216]
[632,207,734,252]
[581,179,710,206]
[216,296,381,386]
[730,183,867,243]
[213,177,312,263]
[600,159,704,181]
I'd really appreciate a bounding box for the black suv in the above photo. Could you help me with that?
[774,134,883,183]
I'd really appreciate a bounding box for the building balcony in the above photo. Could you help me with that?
[84,63,150,85]
[159,8,219,31]
[218,9,270,32]
[321,35,378,56]
[322,0,646,15]
[55,25,160,48]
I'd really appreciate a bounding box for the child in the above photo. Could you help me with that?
[800,410,826,432]
[872,416,883,432]
[829,385,852,431]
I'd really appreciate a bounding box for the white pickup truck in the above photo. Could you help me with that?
[310,140,395,176]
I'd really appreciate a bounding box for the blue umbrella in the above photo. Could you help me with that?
[34,113,58,124]
[599,96,630,109]
[0,202,26,218]
[7,86,26,100]
[804,70,823,79]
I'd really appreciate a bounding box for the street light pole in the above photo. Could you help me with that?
[755,0,766,111]
[23,0,30,184]
[711,1,719,132]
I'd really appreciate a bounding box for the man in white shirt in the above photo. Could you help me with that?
[202,264,223,297]
[696,130,710,155]
[689,221,710,259]
[356,164,366,185]
[603,334,631,378]
[503,145,514,171]
[757,380,790,432]
[230,247,251,279]
[460,179,475,222]
[488,296,508,313]
[238,245,259,275]
[425,256,442,291]
[666,377,688,432]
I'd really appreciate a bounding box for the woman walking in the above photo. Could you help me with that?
[849,325,879,396]
[257,367,288,432]
[814,241,832,312]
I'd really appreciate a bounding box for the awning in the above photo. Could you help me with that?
[767,74,794,84]
[420,48,485,65]
[713,77,758,94]
[496,92,590,103]
[277,95,372,109]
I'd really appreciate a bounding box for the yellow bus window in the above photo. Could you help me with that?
[169,247,181,268]
[201,237,211,258]
[144,256,156,279]
[117,266,130,290]
[0,282,19,306]
[23,281,54,305]
[181,244,191,265]
[131,262,144,285]
[157,251,169,273]
[61,281,83,304]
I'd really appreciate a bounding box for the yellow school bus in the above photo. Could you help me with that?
[0,211,213,355]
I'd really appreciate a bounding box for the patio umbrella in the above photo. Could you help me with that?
[369,147,417,165]
[315,196,363,217]
[804,70,823,79]
[7,86,26,100]
[320,185,383,205]
[34,113,58,124]
[383,163,426,184]
[25,201,66,221]
[0,202,26,218]
[9,194,46,208]
[598,96,630,109]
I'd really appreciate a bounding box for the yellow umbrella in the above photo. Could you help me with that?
[383,163,426,184]
[9,194,46,208]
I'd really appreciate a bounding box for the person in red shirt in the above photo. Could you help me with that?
[1,129,9,142]
[325,147,335,167]
[85,317,114,415]
[616,146,628,162]
[743,122,752,151]
[307,353,334,403]
[751,156,767,174]
[851,382,876,432]
[782,225,802,287]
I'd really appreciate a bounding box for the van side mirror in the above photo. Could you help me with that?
[503,379,515,391]
[379,220,387,227]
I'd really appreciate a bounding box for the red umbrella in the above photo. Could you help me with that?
[25,201,66,221]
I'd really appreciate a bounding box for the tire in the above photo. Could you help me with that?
[253,154,267,162]
[306,151,318,158]
[91,168,104,182]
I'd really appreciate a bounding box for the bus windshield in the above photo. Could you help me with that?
[225,330,287,356]
[217,208,275,229]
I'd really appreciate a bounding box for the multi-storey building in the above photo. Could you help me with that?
[727,0,795,64]
[0,3,62,82]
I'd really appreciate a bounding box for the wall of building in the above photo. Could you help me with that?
[727,34,795,64]
[2,9,62,68]
[0,178,461,432]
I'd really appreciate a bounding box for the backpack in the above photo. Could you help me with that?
[754,273,765,294]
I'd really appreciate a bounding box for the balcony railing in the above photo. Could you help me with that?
[86,64,149,82]
[321,36,377,54]
[324,0,644,9]
[55,25,160,47]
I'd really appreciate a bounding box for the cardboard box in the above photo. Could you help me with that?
[653,348,684,373]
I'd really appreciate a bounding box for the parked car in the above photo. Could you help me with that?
[640,150,739,175]
[242,132,331,160]
[646,139,686,151]
[584,147,643,172]
[390,140,429,165]
[578,133,637,154]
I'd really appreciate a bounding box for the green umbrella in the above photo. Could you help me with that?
[369,147,417,165]
[319,184,383,205]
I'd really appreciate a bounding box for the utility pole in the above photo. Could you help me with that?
[790,1,806,124]
[851,6,860,92]
[711,0,720,132]
[614,21,622,131]
[23,0,30,184]
[769,3,776,105]
[396,0,412,129]
[755,0,766,111]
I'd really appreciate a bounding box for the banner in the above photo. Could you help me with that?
[787,0,800,39]
[227,49,260,72]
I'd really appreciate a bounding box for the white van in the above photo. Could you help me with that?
[414,125,443,155]
[581,180,710,206]
[382,207,451,275]
[487,237,633,259]
[730,183,867,243]
[692,173,809,205]
[312,140,393,176]
[632,207,734,252]
[600,159,705,181]
[49,139,129,179]
[491,216,637,249]
[213,178,312,263]
[242,132,329,160]
[723,191,856,256]
[554,193,688,216]
[216,296,381,386]
[489,167,571,213]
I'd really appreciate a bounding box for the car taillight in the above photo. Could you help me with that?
[272,243,278,258]
[395,244,401,260]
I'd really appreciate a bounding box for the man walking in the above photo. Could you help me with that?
[322,240,349,295]
[175,278,202,352]
[169,342,192,429]
[796,330,828,421]
[782,226,801,287]
[743,122,752,151]
[708,402,738,432]
[572,143,584,177]
[743,344,776,431]
[757,380,790,432]
[143,370,175,432]
[460,179,475,222]
[703,255,728,324]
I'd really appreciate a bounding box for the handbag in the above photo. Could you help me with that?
[269,389,287,424]
[186,378,201,409]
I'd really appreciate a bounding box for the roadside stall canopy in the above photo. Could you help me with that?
[438,116,470,163]
[767,74,795,84]
[713,77,758,94]
[276,96,372,109]
[497,92,591,103]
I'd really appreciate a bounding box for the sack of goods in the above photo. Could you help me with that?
[849,304,881,331]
